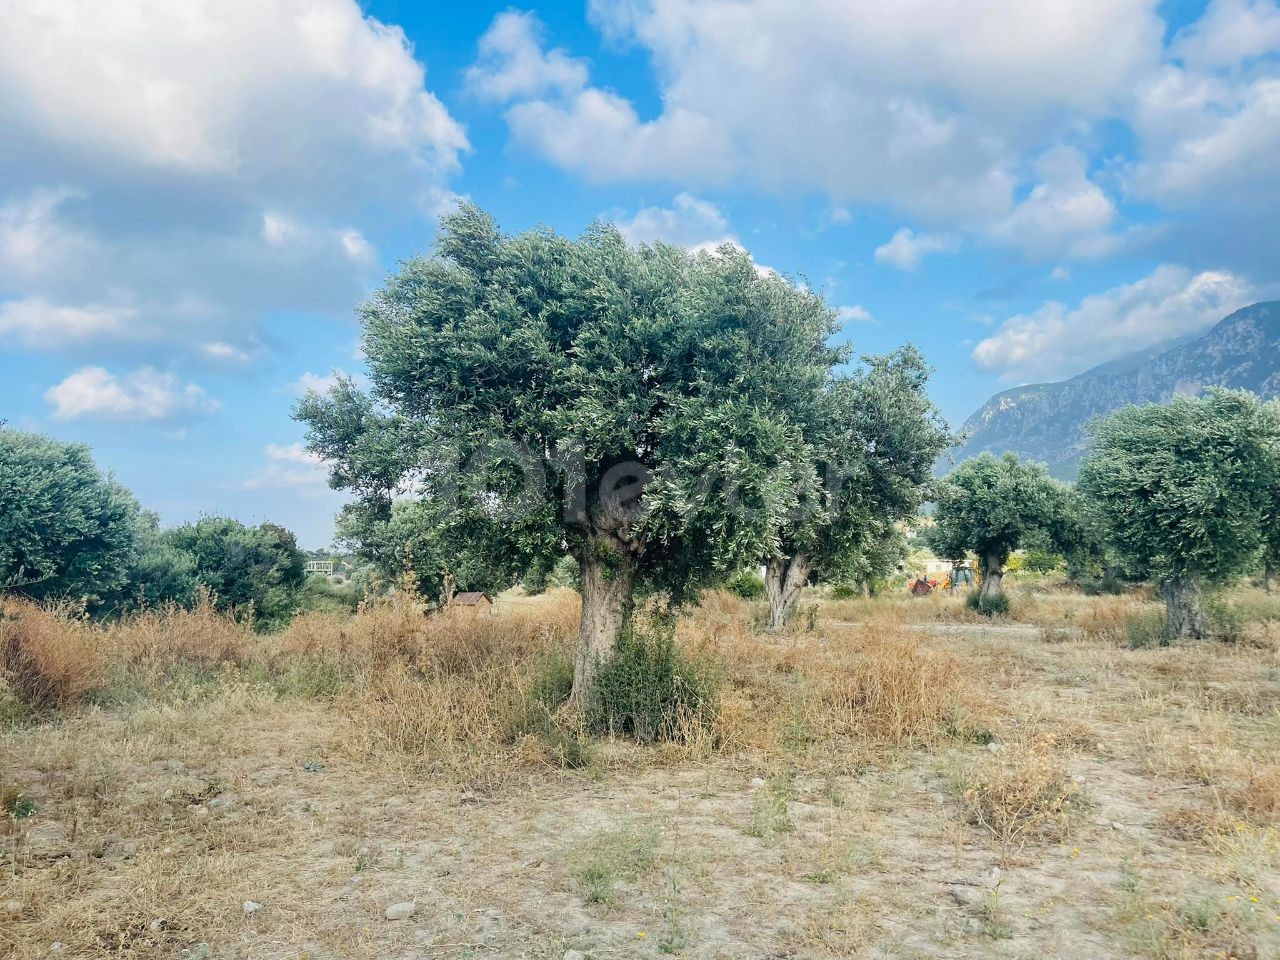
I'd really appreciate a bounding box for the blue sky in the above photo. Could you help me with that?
[2,0,1278,546]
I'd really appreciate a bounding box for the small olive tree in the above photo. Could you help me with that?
[928,453,1069,604]
[298,205,838,707]
[763,346,951,629]
[1079,389,1280,639]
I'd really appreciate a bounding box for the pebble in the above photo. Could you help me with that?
[148,918,168,932]
[3,900,23,914]
[563,951,587,960]
[385,901,416,921]
[208,792,240,811]
[51,944,65,953]
[749,777,766,788]
[986,741,1004,752]
[243,901,262,914]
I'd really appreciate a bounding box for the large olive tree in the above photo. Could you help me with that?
[763,346,951,629]
[1080,389,1280,639]
[298,206,838,706]
[928,453,1069,603]
[0,429,139,607]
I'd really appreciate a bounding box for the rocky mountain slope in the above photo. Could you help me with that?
[954,301,1280,477]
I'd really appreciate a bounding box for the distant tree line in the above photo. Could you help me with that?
[929,388,1280,639]
[0,428,330,630]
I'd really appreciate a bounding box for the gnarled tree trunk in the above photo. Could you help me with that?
[1163,575,1206,642]
[568,532,637,709]
[979,550,1005,601]
[765,553,812,631]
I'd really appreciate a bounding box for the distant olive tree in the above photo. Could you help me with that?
[0,428,139,607]
[1079,389,1280,639]
[298,205,839,707]
[928,453,1070,604]
[763,346,951,629]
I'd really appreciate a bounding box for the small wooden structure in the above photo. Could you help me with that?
[449,591,493,613]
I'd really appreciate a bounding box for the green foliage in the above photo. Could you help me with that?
[568,827,659,905]
[725,569,765,600]
[297,203,843,610]
[296,575,365,617]
[0,429,139,608]
[1125,609,1170,648]
[771,347,951,588]
[1079,389,1280,586]
[588,614,718,744]
[115,511,198,609]
[161,517,307,630]
[965,591,1011,617]
[747,774,795,839]
[929,453,1072,579]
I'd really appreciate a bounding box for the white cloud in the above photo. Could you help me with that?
[613,193,733,248]
[505,90,734,183]
[289,369,358,395]
[0,188,89,280]
[985,147,1121,259]
[972,264,1254,381]
[466,11,589,101]
[0,297,135,347]
[475,2,1162,219]
[266,442,323,466]
[45,366,221,421]
[243,442,328,490]
[836,304,874,324]
[874,228,957,270]
[1170,0,1280,68]
[0,0,466,361]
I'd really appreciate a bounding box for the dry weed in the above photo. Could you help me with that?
[0,601,102,711]
[959,740,1084,852]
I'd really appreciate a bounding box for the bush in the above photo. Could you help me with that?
[725,570,765,600]
[589,612,719,744]
[965,592,1011,617]
[829,583,864,601]
[960,742,1084,850]
[1126,609,1169,648]
[0,602,102,711]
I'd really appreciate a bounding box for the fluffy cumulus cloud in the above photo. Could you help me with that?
[472,2,1163,223]
[612,193,734,249]
[0,0,466,367]
[472,2,1280,274]
[45,366,221,422]
[874,229,957,271]
[972,265,1254,382]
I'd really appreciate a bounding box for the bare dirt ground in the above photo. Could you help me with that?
[3,592,1279,959]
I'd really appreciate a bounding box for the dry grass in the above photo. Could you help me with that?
[0,600,102,711]
[958,739,1085,853]
[3,582,1280,958]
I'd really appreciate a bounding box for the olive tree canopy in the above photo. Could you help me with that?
[763,346,951,629]
[0,428,139,607]
[298,205,839,705]
[1079,389,1280,638]
[928,452,1070,601]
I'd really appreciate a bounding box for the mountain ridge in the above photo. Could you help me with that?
[953,301,1280,478]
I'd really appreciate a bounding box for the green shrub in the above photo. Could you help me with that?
[1125,609,1169,648]
[588,613,718,744]
[829,583,863,600]
[1205,596,1247,643]
[725,570,765,600]
[510,648,594,769]
[965,592,1011,617]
